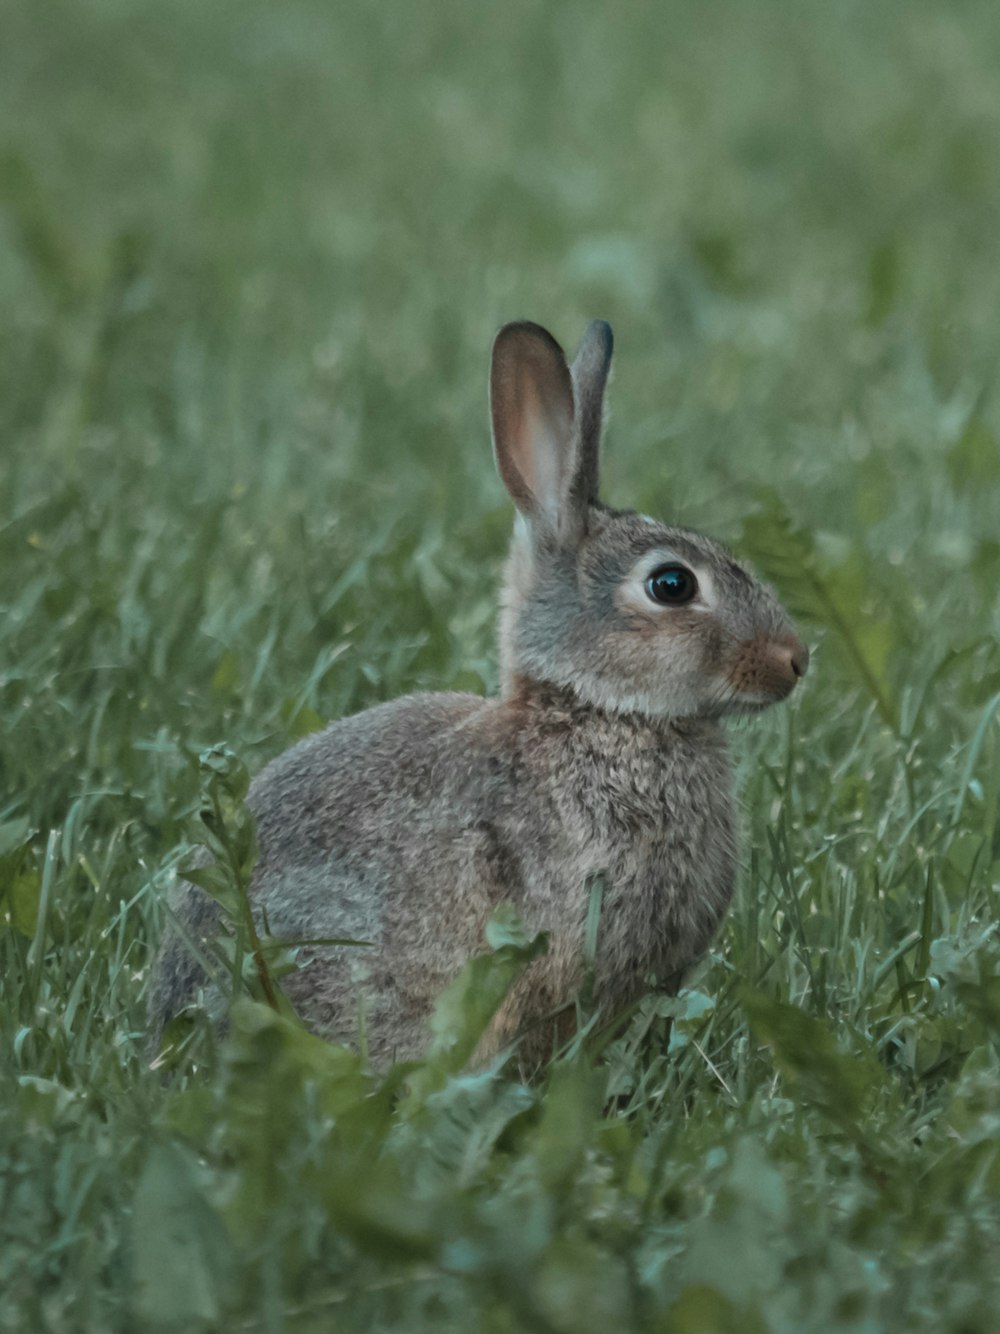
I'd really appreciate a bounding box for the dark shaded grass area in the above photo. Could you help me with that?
[2,1,1000,1328]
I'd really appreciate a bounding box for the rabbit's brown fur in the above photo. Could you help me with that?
[149,319,807,1070]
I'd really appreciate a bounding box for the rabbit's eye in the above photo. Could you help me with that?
[645,565,698,606]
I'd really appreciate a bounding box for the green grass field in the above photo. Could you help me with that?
[3,1,1000,1328]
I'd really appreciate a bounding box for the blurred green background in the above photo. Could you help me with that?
[4,0,1000,820]
[3,2,1000,1330]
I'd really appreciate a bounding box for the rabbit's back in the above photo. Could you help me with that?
[150,692,494,1061]
[247,692,509,1058]
[251,691,488,882]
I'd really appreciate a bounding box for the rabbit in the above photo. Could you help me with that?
[149,319,808,1072]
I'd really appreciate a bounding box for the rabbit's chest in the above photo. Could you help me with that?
[565,725,732,855]
[547,727,737,984]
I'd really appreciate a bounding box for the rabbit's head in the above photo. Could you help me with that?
[490,320,808,721]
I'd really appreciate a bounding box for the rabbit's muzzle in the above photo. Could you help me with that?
[728,634,810,703]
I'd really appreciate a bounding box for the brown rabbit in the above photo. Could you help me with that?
[149,320,808,1070]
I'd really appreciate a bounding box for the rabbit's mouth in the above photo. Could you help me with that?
[715,695,786,720]
[696,689,777,721]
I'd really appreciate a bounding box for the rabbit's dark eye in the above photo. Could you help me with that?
[645,565,698,606]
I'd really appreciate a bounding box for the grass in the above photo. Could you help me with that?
[2,0,1000,1328]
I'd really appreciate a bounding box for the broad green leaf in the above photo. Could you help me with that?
[662,988,716,1053]
[131,1143,233,1329]
[3,868,41,937]
[535,1237,632,1334]
[948,411,1000,493]
[210,649,241,695]
[196,744,250,802]
[280,696,326,739]
[0,817,31,860]
[865,236,902,326]
[179,860,240,916]
[741,990,888,1149]
[397,1071,535,1189]
[17,1076,79,1129]
[531,1060,604,1192]
[677,1139,788,1306]
[664,1284,766,1334]
[424,906,547,1075]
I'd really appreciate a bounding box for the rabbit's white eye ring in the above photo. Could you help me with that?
[645,564,698,606]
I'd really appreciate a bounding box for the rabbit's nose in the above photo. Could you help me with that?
[769,637,809,688]
[727,635,810,701]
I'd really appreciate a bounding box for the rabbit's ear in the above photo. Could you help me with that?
[570,320,613,509]
[490,322,579,539]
